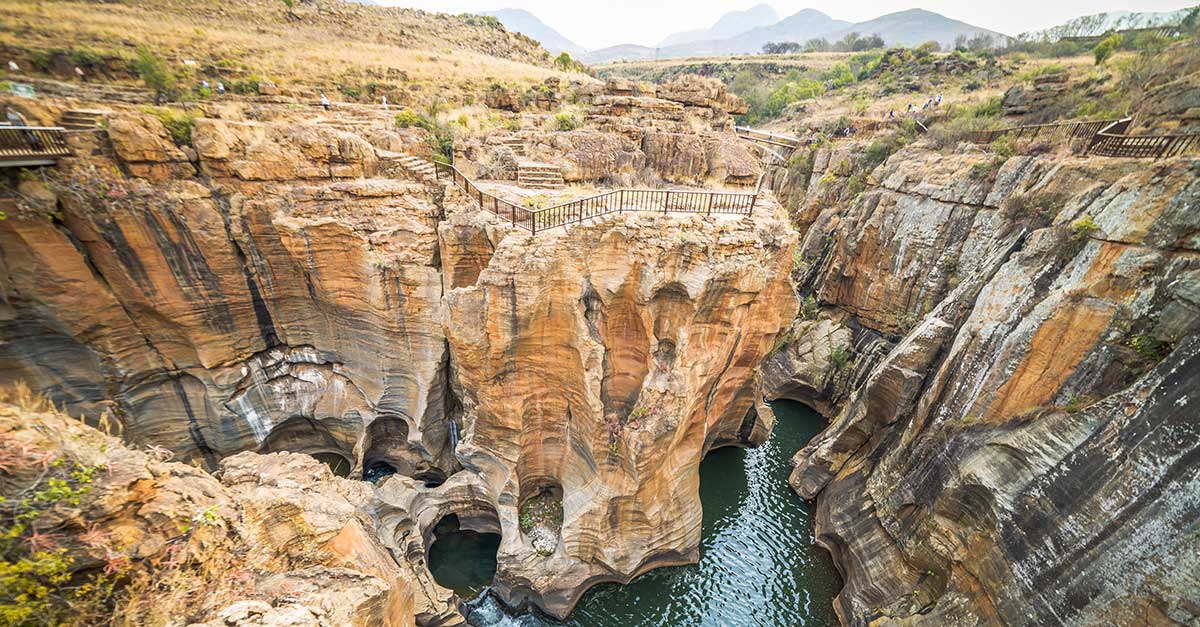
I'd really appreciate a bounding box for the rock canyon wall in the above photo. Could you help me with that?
[0,88,796,622]
[763,142,1199,625]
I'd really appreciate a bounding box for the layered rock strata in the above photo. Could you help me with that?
[0,100,797,621]
[769,140,1200,625]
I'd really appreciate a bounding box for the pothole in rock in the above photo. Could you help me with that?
[259,416,357,478]
[427,513,501,600]
[519,484,563,557]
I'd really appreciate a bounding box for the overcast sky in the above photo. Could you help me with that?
[382,1,1197,50]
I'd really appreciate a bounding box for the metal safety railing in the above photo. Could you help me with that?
[434,161,760,234]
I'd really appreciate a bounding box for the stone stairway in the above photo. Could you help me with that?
[500,136,527,157]
[59,109,107,130]
[392,153,437,183]
[517,162,564,189]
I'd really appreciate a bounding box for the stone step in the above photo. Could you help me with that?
[518,176,564,183]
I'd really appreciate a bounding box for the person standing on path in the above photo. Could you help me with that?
[216,81,225,95]
[320,93,330,111]
[381,95,388,111]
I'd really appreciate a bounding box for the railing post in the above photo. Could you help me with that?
[706,193,713,216]
[664,190,670,215]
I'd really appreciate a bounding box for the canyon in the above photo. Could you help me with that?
[1,2,1198,626]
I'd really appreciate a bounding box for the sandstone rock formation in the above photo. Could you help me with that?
[462,76,760,187]
[0,94,795,623]
[767,136,1200,625]
[0,385,434,627]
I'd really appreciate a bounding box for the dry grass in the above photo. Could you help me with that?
[0,0,591,100]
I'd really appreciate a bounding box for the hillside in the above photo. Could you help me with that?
[0,0,578,105]
[1019,7,1195,41]
[659,4,780,47]
[482,8,585,56]
[822,8,1009,48]
[583,8,1002,62]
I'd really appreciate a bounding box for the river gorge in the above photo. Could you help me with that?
[0,21,1197,626]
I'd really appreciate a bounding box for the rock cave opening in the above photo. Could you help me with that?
[362,415,450,485]
[426,504,503,601]
[259,416,357,478]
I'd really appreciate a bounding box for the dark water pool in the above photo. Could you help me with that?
[446,401,841,626]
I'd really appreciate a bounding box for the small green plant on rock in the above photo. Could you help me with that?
[139,106,194,146]
[1072,215,1099,239]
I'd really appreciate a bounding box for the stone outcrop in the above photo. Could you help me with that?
[769,134,1200,625]
[441,210,797,617]
[462,76,760,187]
[0,94,795,623]
[0,386,434,627]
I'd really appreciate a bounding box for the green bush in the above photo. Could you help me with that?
[133,47,177,104]
[1093,33,1124,66]
[1072,215,1099,239]
[0,453,114,626]
[553,111,580,131]
[229,75,262,96]
[394,109,428,130]
[140,107,195,146]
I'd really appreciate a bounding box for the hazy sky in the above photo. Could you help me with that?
[382,1,1197,50]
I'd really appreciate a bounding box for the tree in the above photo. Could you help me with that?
[804,37,831,52]
[762,42,801,54]
[1093,33,1124,66]
[554,52,575,72]
[133,47,176,104]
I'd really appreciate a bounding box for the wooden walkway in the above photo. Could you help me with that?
[968,117,1200,159]
[434,161,761,234]
[0,126,71,167]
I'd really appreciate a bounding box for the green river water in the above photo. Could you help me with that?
[428,400,842,626]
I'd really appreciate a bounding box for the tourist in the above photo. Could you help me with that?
[888,110,894,118]
[320,93,330,111]
[381,95,388,110]
[5,107,28,126]
[7,60,18,72]
[936,94,943,106]
[5,107,42,150]
[906,103,914,112]
[74,66,87,82]
[201,79,210,90]
[216,81,225,95]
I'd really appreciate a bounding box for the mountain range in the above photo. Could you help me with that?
[475,4,1197,64]
[658,4,780,47]
[481,8,585,56]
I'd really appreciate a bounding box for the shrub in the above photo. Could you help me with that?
[1093,33,1124,66]
[394,109,428,130]
[229,75,261,96]
[133,47,177,104]
[0,443,113,626]
[1072,215,1098,239]
[830,344,852,371]
[553,111,580,131]
[477,147,518,180]
[140,107,195,146]
[990,135,1017,158]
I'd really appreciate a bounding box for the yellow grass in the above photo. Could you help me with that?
[0,0,590,97]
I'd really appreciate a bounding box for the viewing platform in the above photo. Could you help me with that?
[0,126,71,167]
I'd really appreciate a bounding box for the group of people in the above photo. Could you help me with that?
[199,79,226,95]
[888,94,943,118]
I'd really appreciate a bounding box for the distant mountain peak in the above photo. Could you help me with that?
[659,4,781,47]
[481,8,585,56]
